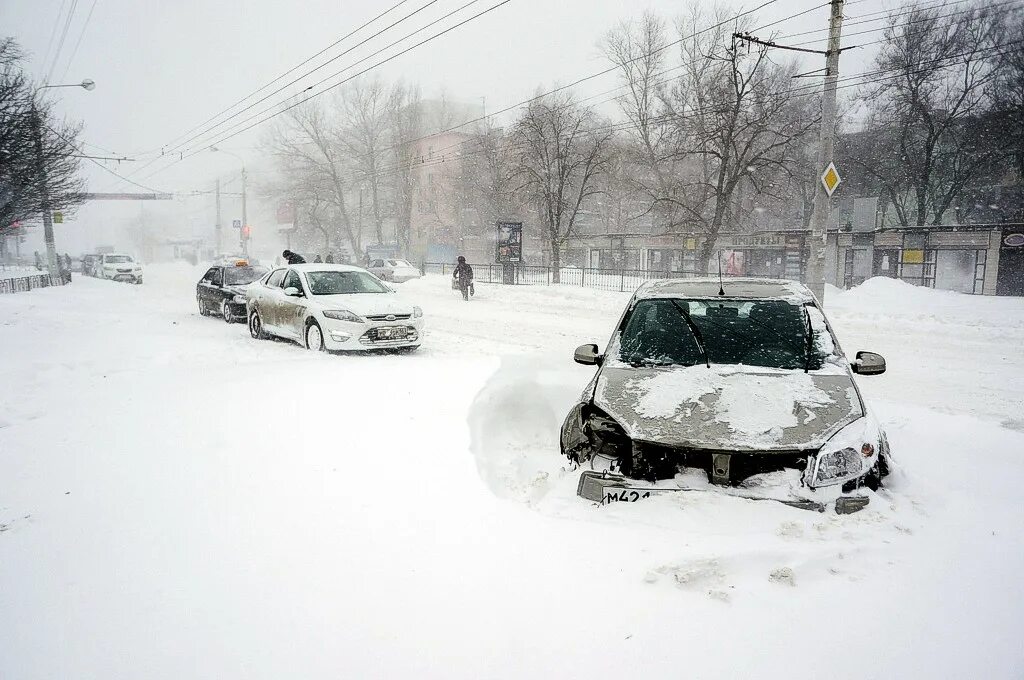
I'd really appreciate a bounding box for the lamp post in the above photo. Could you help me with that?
[33,79,95,280]
[210,146,247,256]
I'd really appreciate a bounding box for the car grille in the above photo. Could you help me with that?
[118,268,132,273]
[630,441,813,485]
[359,327,418,346]
[365,314,411,321]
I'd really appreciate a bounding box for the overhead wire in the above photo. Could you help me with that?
[129,0,517,185]
[170,0,495,158]
[59,0,100,81]
[158,0,437,156]
[44,0,80,84]
[150,0,782,185]
[39,0,70,84]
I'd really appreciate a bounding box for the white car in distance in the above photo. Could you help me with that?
[246,264,424,352]
[99,253,143,284]
[367,258,421,283]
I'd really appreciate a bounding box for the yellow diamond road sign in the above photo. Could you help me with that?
[821,162,841,196]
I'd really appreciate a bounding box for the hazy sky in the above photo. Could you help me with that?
[2,0,888,255]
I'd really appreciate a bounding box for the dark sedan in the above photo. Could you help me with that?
[197,262,268,322]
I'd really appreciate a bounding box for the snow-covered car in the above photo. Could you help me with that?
[98,253,143,284]
[561,278,891,514]
[246,264,424,352]
[367,258,421,283]
[196,262,268,322]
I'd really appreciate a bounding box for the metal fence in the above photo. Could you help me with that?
[424,262,768,293]
[0,273,65,294]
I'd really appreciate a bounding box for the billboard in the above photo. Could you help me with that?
[496,221,523,263]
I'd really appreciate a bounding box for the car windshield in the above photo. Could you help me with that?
[305,270,390,295]
[619,298,826,370]
[106,255,132,263]
[224,266,267,285]
[388,259,412,267]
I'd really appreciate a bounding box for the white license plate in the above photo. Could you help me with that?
[377,327,407,339]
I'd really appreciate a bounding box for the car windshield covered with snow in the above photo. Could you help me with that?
[224,266,267,286]
[618,298,824,370]
[105,255,132,263]
[388,259,412,267]
[305,270,390,295]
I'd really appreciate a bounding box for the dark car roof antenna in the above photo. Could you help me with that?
[717,250,725,296]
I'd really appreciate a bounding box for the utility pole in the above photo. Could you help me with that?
[240,167,248,257]
[804,0,845,305]
[215,178,222,255]
[30,105,59,281]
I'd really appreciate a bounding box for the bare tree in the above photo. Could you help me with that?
[264,101,361,255]
[386,81,423,256]
[847,3,1006,227]
[337,78,391,246]
[602,12,684,233]
[510,90,614,281]
[658,7,818,271]
[993,12,1024,181]
[1,38,85,236]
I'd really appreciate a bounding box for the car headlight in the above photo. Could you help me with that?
[232,294,246,303]
[808,416,881,488]
[323,309,364,323]
[413,306,423,318]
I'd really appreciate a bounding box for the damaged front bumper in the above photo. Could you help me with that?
[576,470,871,514]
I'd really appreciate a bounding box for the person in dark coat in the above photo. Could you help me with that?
[452,255,474,301]
[282,249,306,265]
[324,253,335,263]
[313,254,323,263]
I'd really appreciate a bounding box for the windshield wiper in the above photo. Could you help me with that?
[669,300,710,368]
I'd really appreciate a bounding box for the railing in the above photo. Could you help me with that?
[424,262,770,293]
[0,272,65,294]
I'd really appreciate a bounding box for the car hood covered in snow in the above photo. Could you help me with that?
[313,293,416,316]
[593,363,863,451]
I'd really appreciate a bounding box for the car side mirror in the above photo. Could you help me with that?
[574,343,603,366]
[283,286,303,297]
[852,351,886,375]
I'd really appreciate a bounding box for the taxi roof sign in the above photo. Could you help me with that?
[821,162,841,196]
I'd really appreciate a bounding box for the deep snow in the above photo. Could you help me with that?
[1,267,1023,679]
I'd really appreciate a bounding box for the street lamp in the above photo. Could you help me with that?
[210,146,248,256]
[33,79,96,281]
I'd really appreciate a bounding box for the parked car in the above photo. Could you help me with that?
[196,262,268,322]
[367,258,421,283]
[560,277,891,515]
[98,253,143,283]
[81,253,100,276]
[246,264,424,352]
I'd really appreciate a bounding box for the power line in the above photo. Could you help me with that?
[157,0,431,155]
[133,0,517,185]
[179,0,784,186]
[39,0,70,83]
[59,0,100,82]
[44,0,80,84]
[172,0,493,157]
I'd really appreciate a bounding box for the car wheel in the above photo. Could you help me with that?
[221,300,234,323]
[305,319,325,352]
[197,296,209,316]
[249,309,267,339]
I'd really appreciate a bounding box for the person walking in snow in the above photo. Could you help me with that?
[452,255,474,301]
[325,253,335,263]
[313,254,323,263]
[34,251,43,271]
[282,249,306,265]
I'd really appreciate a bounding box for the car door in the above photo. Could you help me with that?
[260,268,288,330]
[199,267,221,307]
[208,267,226,309]
[277,269,308,340]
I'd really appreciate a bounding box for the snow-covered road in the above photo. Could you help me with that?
[2,265,1023,679]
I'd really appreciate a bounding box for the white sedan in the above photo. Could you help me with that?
[245,264,424,352]
[367,258,421,283]
[99,253,143,284]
